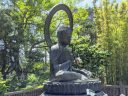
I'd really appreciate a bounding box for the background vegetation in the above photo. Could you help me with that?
[0,0,128,95]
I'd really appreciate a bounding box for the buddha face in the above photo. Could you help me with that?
[61,31,71,45]
[57,27,71,46]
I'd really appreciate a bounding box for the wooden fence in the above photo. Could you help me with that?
[5,88,44,96]
[102,85,126,96]
[5,85,127,96]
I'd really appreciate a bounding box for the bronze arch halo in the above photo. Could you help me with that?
[44,4,73,48]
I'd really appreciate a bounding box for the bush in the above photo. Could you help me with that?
[0,81,8,96]
[71,36,110,80]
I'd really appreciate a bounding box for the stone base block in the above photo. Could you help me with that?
[40,93,87,96]
[43,80,102,95]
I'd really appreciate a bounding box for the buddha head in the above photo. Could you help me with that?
[57,25,72,46]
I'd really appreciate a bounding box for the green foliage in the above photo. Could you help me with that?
[71,37,110,81]
[6,65,49,92]
[0,9,18,80]
[27,74,37,83]
[94,0,128,84]
[0,80,8,96]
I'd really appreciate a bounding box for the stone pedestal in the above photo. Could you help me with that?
[40,94,87,96]
[41,80,103,96]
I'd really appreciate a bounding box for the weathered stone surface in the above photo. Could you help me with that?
[41,89,107,96]
[40,93,87,96]
[43,80,102,95]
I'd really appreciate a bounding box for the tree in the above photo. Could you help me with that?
[93,0,128,84]
[0,9,21,80]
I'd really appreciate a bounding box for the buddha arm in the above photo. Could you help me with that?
[53,60,71,72]
[50,49,71,73]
